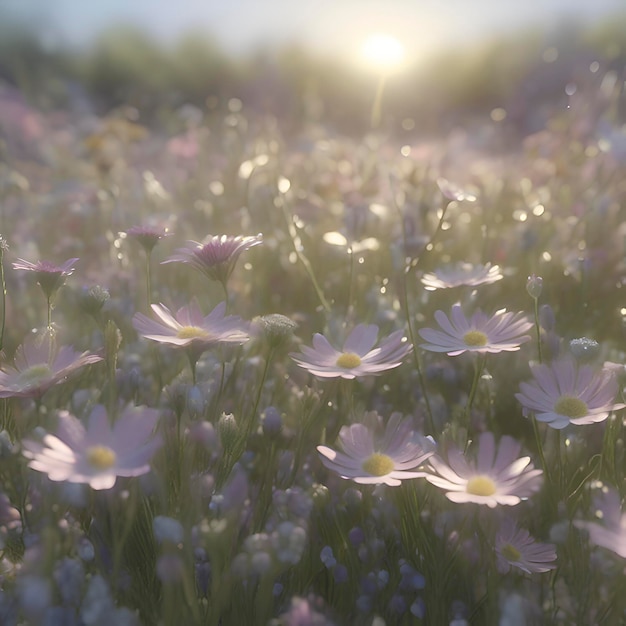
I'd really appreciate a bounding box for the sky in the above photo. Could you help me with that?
[3,0,625,67]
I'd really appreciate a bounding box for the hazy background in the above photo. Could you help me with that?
[2,0,626,136]
[3,0,625,59]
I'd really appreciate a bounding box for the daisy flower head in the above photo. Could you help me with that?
[124,224,170,254]
[133,301,250,349]
[495,518,557,574]
[0,335,102,399]
[13,257,78,299]
[515,357,625,429]
[425,431,543,508]
[574,485,626,559]
[162,234,262,286]
[290,324,411,379]
[420,262,503,291]
[317,412,435,486]
[22,404,163,490]
[418,304,533,356]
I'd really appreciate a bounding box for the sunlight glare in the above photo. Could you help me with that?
[359,33,406,73]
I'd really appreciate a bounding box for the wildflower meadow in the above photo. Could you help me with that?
[1,14,626,626]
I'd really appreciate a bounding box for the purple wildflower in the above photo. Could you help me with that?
[133,301,249,348]
[124,225,170,253]
[22,404,162,490]
[515,357,625,429]
[421,263,503,290]
[419,304,533,356]
[290,324,411,379]
[495,518,557,573]
[0,336,102,399]
[317,413,434,486]
[162,234,262,285]
[425,432,543,508]
[13,257,78,299]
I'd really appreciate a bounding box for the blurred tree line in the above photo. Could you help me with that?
[1,12,626,136]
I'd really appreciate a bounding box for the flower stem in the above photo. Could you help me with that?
[145,250,152,310]
[46,294,52,330]
[533,296,543,364]
[0,242,5,352]
[246,347,274,437]
[463,353,486,431]
[400,266,435,434]
[280,200,331,313]
[531,415,550,484]
[187,351,198,386]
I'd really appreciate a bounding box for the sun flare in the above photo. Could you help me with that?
[359,33,406,73]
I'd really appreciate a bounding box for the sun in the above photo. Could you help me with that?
[359,33,406,73]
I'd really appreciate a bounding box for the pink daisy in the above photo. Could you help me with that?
[495,518,557,574]
[317,413,435,486]
[420,263,503,291]
[418,304,533,356]
[22,405,162,490]
[162,234,262,285]
[13,257,78,299]
[0,336,102,399]
[515,357,625,429]
[133,301,249,348]
[124,225,170,253]
[424,432,543,508]
[290,324,411,379]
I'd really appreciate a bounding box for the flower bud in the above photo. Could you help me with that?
[186,385,206,419]
[217,413,239,452]
[256,314,298,350]
[261,406,283,437]
[0,430,14,459]
[569,337,600,362]
[80,285,110,317]
[526,274,543,299]
[153,516,184,545]
[309,483,329,508]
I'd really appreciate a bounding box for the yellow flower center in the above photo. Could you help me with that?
[466,475,497,496]
[500,543,522,562]
[554,395,588,418]
[18,364,51,385]
[86,446,117,470]
[176,326,210,340]
[362,452,395,476]
[463,330,488,347]
[336,352,362,369]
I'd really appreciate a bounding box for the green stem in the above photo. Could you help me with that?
[46,294,52,330]
[401,266,435,434]
[246,348,274,437]
[145,251,152,310]
[112,484,139,585]
[220,280,230,311]
[346,246,355,322]
[213,359,227,416]
[187,351,198,386]
[280,201,331,313]
[253,441,277,531]
[533,296,543,364]
[531,415,550,485]
[0,244,5,352]
[463,354,485,432]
